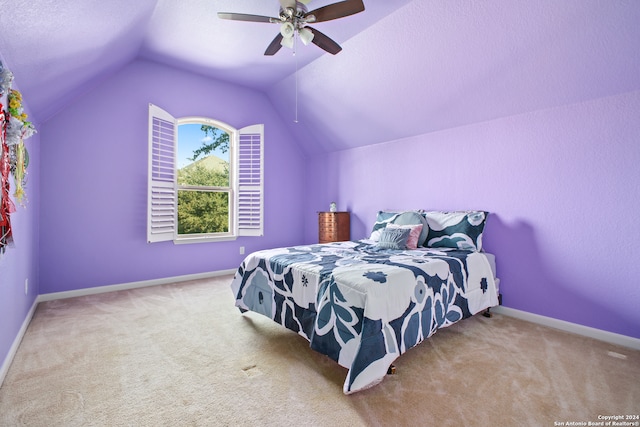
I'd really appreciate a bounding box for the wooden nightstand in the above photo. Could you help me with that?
[318,212,350,243]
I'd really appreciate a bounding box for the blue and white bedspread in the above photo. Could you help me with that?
[230,240,499,394]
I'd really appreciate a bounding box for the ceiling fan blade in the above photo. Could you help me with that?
[306,0,365,23]
[308,27,342,55]
[264,33,284,56]
[279,0,297,11]
[217,12,276,23]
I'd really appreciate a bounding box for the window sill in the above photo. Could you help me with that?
[173,234,238,244]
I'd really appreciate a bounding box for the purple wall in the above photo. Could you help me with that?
[305,90,640,339]
[3,51,639,380]
[0,128,40,376]
[38,59,306,294]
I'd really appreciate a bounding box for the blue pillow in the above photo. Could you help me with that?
[369,210,429,246]
[423,211,488,251]
[393,211,429,247]
[376,227,411,250]
[369,211,398,240]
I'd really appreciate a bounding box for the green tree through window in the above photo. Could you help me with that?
[177,122,231,235]
[189,125,230,161]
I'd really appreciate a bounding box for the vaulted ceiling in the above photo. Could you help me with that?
[1,0,639,156]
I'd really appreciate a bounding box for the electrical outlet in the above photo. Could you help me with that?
[240,246,245,255]
[25,278,28,295]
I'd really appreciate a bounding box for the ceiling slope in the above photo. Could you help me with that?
[269,0,640,155]
[0,0,410,124]
[139,0,411,91]
[0,0,639,155]
[0,0,158,122]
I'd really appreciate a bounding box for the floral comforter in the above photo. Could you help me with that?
[230,240,499,394]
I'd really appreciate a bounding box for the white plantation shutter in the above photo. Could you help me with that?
[237,124,264,236]
[147,104,264,243]
[147,104,177,242]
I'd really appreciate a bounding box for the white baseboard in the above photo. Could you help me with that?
[37,269,237,302]
[0,298,38,388]
[492,306,640,351]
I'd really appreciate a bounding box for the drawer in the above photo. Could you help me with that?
[318,212,350,243]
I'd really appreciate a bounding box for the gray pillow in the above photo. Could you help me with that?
[392,211,429,247]
[370,210,429,246]
[376,227,411,250]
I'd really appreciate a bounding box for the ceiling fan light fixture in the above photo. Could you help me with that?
[298,27,314,45]
[280,22,295,38]
[280,33,295,49]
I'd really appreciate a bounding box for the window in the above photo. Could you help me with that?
[147,104,263,243]
[177,120,232,236]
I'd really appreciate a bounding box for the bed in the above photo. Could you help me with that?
[230,210,500,394]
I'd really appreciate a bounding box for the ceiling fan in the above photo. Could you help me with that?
[218,0,365,56]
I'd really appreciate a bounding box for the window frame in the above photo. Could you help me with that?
[147,104,264,244]
[176,117,235,242]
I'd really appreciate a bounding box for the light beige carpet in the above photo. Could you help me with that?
[1,275,638,426]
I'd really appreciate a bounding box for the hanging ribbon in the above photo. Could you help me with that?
[0,62,37,254]
[0,106,15,253]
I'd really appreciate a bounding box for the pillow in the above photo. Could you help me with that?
[393,211,429,246]
[422,211,489,251]
[376,227,411,250]
[369,210,429,246]
[369,211,399,241]
[386,223,423,250]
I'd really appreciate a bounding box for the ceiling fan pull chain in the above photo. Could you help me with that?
[294,35,299,123]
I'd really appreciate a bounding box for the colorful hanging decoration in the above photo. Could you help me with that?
[0,62,12,96]
[0,60,36,254]
[6,89,34,205]
[0,105,14,253]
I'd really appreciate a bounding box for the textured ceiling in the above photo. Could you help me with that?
[274,0,640,154]
[139,0,410,90]
[1,0,639,156]
[0,0,410,123]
